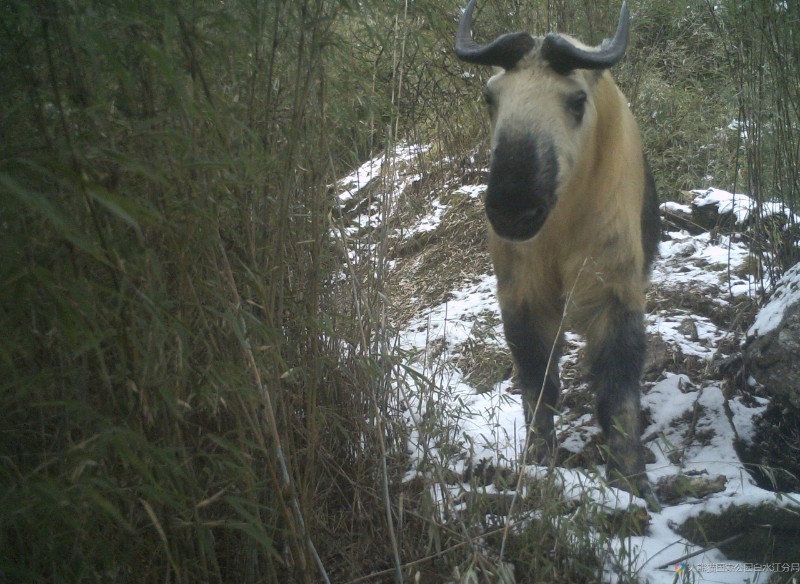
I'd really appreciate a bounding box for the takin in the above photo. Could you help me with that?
[455,0,661,502]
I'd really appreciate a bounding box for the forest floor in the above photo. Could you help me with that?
[335,144,800,584]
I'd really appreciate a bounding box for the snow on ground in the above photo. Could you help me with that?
[651,228,753,298]
[747,262,800,339]
[691,187,800,226]
[336,143,431,205]
[335,147,800,583]
[397,271,519,470]
[334,143,431,243]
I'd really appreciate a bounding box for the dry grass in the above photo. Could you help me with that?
[385,161,494,327]
[3,0,797,581]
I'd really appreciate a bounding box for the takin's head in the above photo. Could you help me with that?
[456,0,631,242]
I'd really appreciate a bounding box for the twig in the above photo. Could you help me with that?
[653,533,744,570]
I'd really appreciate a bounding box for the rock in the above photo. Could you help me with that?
[655,472,727,505]
[678,317,699,342]
[677,502,800,565]
[745,262,800,408]
[660,200,701,234]
[738,400,800,492]
[691,200,730,232]
[690,188,752,232]
[644,333,675,380]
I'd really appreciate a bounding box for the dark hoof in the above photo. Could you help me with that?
[608,471,662,512]
[524,434,554,465]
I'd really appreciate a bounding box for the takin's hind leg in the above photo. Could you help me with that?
[501,303,563,465]
[585,297,653,501]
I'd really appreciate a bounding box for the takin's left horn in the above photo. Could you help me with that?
[455,0,536,70]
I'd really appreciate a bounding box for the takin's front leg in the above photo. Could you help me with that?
[501,302,563,465]
[585,297,654,501]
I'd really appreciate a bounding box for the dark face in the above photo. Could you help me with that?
[482,62,594,242]
[485,133,558,242]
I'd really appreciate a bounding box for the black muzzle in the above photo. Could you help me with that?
[485,135,558,242]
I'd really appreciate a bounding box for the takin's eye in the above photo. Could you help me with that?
[566,90,588,122]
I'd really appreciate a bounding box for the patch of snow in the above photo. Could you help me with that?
[692,188,755,224]
[660,201,691,215]
[653,229,753,299]
[559,414,600,454]
[631,383,795,583]
[399,273,499,353]
[728,395,769,444]
[647,312,726,359]
[455,184,486,199]
[525,465,647,512]
[407,199,447,235]
[747,261,800,338]
[691,187,800,226]
[335,143,430,202]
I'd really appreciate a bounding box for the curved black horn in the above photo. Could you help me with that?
[541,2,630,74]
[455,0,536,70]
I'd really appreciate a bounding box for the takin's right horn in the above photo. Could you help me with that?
[541,2,630,74]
